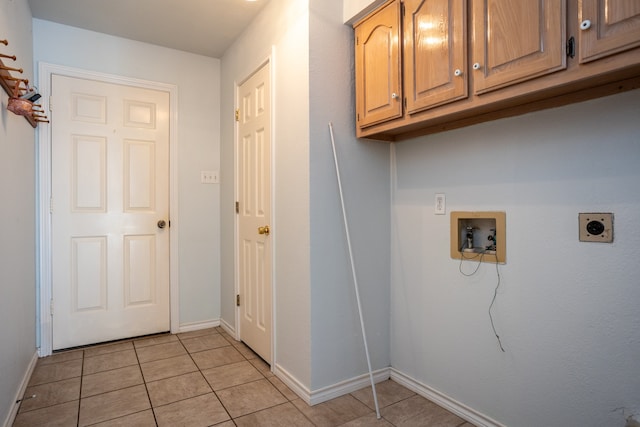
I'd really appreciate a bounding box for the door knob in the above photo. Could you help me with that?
[157,220,167,229]
[258,225,270,236]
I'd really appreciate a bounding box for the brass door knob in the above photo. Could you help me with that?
[157,220,167,229]
[258,225,270,236]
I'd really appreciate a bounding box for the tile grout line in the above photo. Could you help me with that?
[133,340,159,427]
[76,349,84,427]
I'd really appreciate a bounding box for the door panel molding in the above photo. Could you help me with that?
[37,63,179,356]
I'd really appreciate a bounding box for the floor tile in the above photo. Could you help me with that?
[19,377,81,412]
[90,409,156,426]
[37,350,84,366]
[83,341,134,358]
[351,379,415,409]
[216,378,288,418]
[146,371,212,407]
[83,349,138,375]
[28,359,83,386]
[181,333,231,353]
[153,393,230,427]
[177,327,220,340]
[190,346,245,370]
[382,394,466,426]
[267,376,299,401]
[78,384,150,426]
[248,356,273,377]
[81,365,144,397]
[13,400,79,427]
[135,341,187,363]
[139,354,198,382]
[292,394,372,426]
[340,412,395,426]
[133,334,178,348]
[234,402,315,427]
[201,360,263,390]
[232,341,259,359]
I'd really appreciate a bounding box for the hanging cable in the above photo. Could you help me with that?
[458,245,505,352]
[328,122,381,419]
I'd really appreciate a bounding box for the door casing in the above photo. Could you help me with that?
[37,63,180,356]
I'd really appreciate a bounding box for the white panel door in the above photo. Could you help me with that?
[52,75,170,350]
[237,62,272,363]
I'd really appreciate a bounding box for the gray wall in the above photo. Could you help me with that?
[309,0,391,390]
[0,0,37,423]
[391,90,640,426]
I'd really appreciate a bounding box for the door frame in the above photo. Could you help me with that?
[37,63,180,356]
[234,52,276,366]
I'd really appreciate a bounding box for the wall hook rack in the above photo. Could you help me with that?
[0,38,49,127]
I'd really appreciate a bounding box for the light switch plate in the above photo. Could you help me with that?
[200,171,219,184]
[435,193,446,215]
[579,213,613,243]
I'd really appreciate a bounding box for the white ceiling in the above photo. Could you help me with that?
[27,0,270,58]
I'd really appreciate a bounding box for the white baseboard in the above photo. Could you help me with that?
[309,368,391,406]
[273,364,313,404]
[3,351,38,427]
[390,368,505,427]
[219,318,237,340]
[273,364,391,406]
[177,319,220,334]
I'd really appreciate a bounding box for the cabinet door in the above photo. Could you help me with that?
[404,0,467,114]
[578,0,640,63]
[472,0,566,94]
[355,0,402,128]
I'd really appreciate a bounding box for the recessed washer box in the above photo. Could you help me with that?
[450,211,506,264]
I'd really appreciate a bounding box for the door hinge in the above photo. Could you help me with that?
[236,294,240,306]
[566,36,575,58]
[356,113,360,122]
[235,109,239,122]
[235,201,240,214]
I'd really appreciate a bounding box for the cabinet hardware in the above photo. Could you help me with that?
[566,36,575,58]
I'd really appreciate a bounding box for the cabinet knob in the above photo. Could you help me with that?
[454,69,462,77]
[580,19,592,30]
[391,92,398,99]
[472,63,481,70]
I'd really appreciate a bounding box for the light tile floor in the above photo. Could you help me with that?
[14,327,472,426]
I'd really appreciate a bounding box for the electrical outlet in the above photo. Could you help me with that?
[579,213,613,243]
[435,193,446,215]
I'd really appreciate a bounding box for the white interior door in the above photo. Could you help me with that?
[51,74,170,350]
[237,62,272,363]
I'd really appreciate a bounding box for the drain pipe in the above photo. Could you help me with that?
[328,122,381,419]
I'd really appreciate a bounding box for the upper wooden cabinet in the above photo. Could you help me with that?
[355,0,402,128]
[578,0,640,63]
[403,0,467,114]
[472,0,566,94]
[353,0,640,141]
